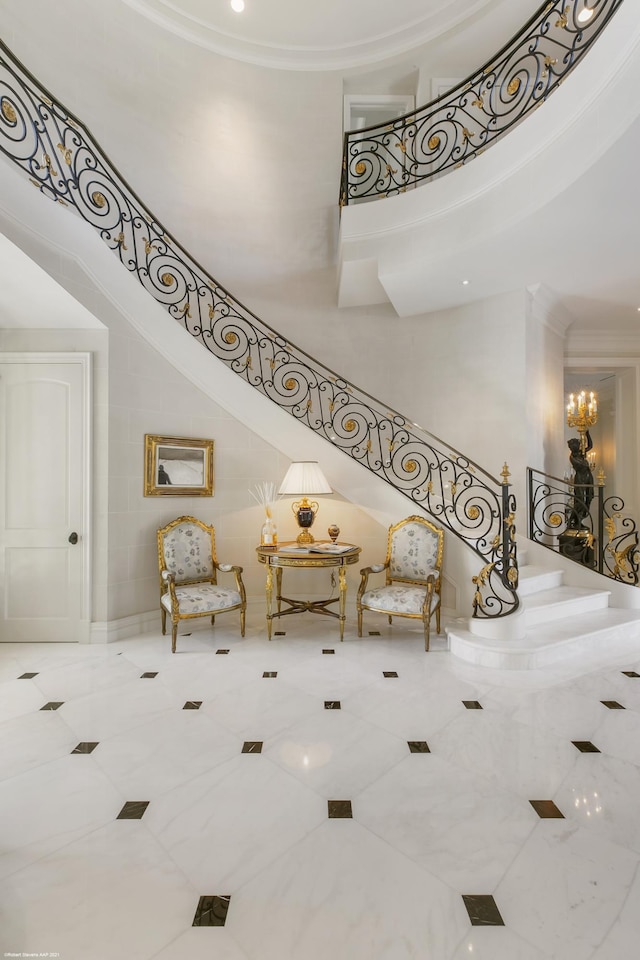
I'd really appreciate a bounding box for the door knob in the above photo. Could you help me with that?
[68,532,79,545]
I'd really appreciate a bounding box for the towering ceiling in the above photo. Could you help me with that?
[120,0,514,69]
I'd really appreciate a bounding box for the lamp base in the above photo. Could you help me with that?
[294,498,318,545]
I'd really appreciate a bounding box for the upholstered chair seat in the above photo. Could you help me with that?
[357,515,444,651]
[157,516,246,652]
[359,583,440,617]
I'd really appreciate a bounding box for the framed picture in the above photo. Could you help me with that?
[144,435,214,497]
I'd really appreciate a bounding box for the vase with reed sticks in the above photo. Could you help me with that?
[249,481,280,549]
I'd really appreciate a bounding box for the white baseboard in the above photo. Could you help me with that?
[89,610,159,643]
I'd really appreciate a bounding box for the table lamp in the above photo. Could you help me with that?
[278,461,332,545]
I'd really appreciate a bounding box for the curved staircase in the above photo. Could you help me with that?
[448,547,640,669]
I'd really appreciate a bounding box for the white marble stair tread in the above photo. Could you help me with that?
[517,565,564,596]
[522,584,610,625]
[448,608,640,669]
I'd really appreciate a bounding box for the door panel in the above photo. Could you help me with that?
[0,355,90,642]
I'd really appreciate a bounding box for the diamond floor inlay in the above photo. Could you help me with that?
[3,614,640,958]
[40,701,64,710]
[572,740,601,753]
[192,895,231,927]
[529,799,564,819]
[462,894,505,926]
[116,801,150,820]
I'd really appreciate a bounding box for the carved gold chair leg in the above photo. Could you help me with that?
[161,608,166,635]
[240,610,246,637]
[171,622,178,654]
[357,608,363,637]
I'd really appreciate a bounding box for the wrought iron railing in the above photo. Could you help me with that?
[0,38,518,618]
[341,0,623,205]
[527,468,639,585]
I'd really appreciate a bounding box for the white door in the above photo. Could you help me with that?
[0,353,91,642]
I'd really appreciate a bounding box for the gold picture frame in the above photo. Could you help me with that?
[144,435,214,497]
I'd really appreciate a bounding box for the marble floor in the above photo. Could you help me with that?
[1,609,640,960]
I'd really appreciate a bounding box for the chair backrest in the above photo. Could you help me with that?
[157,516,216,584]
[387,516,443,585]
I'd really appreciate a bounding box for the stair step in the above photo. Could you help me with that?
[522,585,610,626]
[448,608,640,670]
[518,565,564,596]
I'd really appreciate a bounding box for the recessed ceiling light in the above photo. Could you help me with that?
[231,0,245,11]
[462,279,469,286]
[577,7,594,23]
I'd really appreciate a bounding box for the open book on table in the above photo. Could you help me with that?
[279,542,354,555]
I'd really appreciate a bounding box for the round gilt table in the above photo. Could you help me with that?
[256,542,362,641]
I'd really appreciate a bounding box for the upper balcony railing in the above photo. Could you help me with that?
[340,0,623,206]
[0,38,518,619]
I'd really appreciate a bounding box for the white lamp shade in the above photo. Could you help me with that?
[278,461,332,496]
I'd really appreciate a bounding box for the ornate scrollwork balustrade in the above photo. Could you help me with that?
[341,0,623,205]
[0,38,519,618]
[527,468,639,585]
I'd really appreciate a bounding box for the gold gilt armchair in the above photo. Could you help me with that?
[157,516,246,652]
[357,515,444,651]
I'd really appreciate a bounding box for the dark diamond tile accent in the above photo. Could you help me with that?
[274,631,286,636]
[216,649,229,655]
[117,801,150,820]
[602,700,625,709]
[328,800,353,819]
[462,894,505,926]
[463,700,483,710]
[324,700,341,710]
[408,741,431,753]
[383,671,398,678]
[182,633,192,637]
[183,701,202,710]
[622,671,640,677]
[368,631,381,636]
[40,702,64,711]
[242,741,263,754]
[18,672,38,679]
[322,649,335,655]
[140,672,158,678]
[263,672,277,678]
[192,895,231,927]
[71,742,99,754]
[530,800,564,819]
[572,740,601,753]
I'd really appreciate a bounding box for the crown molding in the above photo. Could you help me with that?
[566,329,640,357]
[526,283,575,338]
